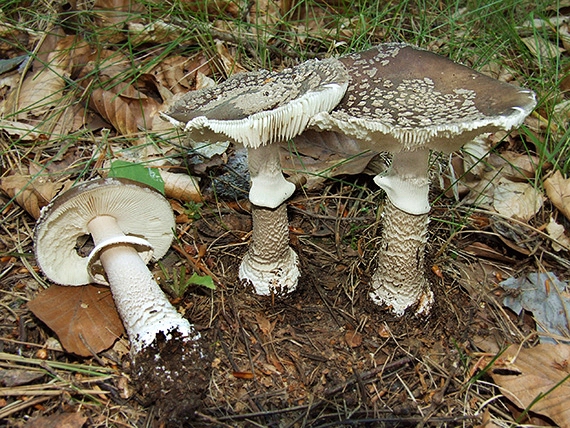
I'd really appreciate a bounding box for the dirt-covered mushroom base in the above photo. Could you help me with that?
[132,330,212,424]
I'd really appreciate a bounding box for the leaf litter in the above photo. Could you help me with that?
[0,0,570,426]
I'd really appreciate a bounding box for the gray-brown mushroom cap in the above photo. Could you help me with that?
[162,57,349,148]
[34,178,175,286]
[309,43,537,152]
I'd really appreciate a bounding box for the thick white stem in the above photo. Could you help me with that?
[370,199,433,316]
[247,145,295,209]
[239,204,299,295]
[87,215,196,354]
[374,149,431,215]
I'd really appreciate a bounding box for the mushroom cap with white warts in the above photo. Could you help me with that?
[309,43,537,153]
[162,58,349,148]
[34,178,175,286]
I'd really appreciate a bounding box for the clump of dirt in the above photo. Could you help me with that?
[132,329,212,424]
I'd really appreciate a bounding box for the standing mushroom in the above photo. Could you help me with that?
[309,43,536,315]
[162,58,349,295]
[34,177,209,420]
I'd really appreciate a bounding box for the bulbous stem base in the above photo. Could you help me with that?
[239,204,299,295]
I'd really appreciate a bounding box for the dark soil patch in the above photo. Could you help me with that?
[133,330,212,425]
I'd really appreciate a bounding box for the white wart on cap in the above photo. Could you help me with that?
[311,43,536,154]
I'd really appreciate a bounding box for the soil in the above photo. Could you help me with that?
[132,330,211,425]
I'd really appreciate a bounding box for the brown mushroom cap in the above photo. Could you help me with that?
[310,43,537,151]
[34,178,175,286]
[162,57,349,148]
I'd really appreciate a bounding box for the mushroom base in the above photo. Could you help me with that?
[133,328,211,423]
[370,199,434,316]
[239,204,300,295]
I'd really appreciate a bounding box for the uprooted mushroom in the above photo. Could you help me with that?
[162,58,349,295]
[34,177,209,421]
[309,43,537,315]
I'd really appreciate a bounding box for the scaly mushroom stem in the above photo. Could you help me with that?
[247,144,295,209]
[87,215,197,354]
[239,204,299,295]
[370,199,434,316]
[371,149,433,315]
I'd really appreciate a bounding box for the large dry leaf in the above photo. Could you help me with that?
[492,178,544,221]
[282,129,377,189]
[544,170,570,221]
[3,36,75,120]
[90,85,160,135]
[501,272,570,344]
[489,343,570,427]
[27,285,124,357]
[150,54,212,95]
[522,35,564,60]
[161,170,202,202]
[0,174,64,219]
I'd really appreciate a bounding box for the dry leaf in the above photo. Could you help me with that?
[255,313,275,336]
[0,369,45,387]
[90,86,160,135]
[344,330,363,348]
[3,36,75,120]
[151,54,212,94]
[0,174,64,219]
[27,285,124,357]
[216,41,248,76]
[544,170,570,221]
[489,343,570,427]
[522,35,564,60]
[25,411,87,428]
[283,130,377,190]
[492,178,544,221]
[161,170,202,202]
[546,216,570,251]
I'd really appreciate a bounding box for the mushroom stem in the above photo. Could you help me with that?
[370,199,434,316]
[87,215,196,354]
[371,149,433,315]
[247,144,295,209]
[239,203,299,295]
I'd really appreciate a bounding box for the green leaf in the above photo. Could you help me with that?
[109,160,165,194]
[188,272,216,290]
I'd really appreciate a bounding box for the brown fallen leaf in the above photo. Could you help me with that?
[0,174,64,219]
[492,177,544,222]
[488,343,570,427]
[25,411,87,428]
[90,85,160,135]
[3,35,75,120]
[150,54,212,95]
[255,312,275,336]
[283,130,377,190]
[344,330,363,348]
[27,284,124,357]
[160,170,202,202]
[544,170,570,221]
[0,369,45,387]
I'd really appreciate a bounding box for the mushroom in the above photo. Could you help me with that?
[34,178,209,417]
[309,43,537,315]
[162,58,349,295]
